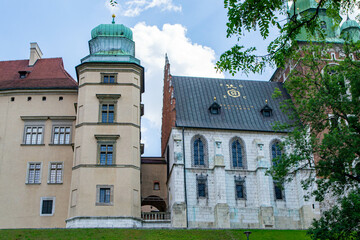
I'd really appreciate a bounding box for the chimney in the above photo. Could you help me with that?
[29,42,43,66]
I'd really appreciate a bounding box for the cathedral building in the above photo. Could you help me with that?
[161,57,320,229]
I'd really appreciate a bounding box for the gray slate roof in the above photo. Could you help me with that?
[172,76,293,133]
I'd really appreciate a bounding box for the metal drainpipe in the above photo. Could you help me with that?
[182,127,188,228]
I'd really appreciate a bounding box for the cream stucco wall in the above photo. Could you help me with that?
[0,91,77,228]
[67,63,143,225]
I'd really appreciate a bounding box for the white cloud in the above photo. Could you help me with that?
[106,0,182,17]
[133,22,224,133]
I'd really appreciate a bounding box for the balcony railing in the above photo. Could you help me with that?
[141,212,170,221]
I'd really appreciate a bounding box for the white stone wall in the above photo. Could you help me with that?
[167,127,320,229]
[66,217,142,228]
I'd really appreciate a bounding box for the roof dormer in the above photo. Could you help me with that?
[260,100,273,117]
[209,97,221,115]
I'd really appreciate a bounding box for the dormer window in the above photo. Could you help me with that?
[209,97,221,115]
[261,103,272,117]
[19,71,30,79]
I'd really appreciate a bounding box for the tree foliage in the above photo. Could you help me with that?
[307,188,360,240]
[269,42,360,200]
[268,41,360,239]
[216,0,360,75]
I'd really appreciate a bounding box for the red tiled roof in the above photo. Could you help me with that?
[0,58,78,91]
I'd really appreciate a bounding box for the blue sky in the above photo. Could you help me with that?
[0,0,312,156]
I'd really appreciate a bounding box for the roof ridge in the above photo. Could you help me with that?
[171,75,269,83]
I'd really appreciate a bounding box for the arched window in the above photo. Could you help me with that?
[271,140,282,166]
[193,137,205,166]
[230,138,246,168]
[232,140,243,167]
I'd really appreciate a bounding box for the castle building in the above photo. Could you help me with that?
[161,56,320,229]
[0,17,148,228]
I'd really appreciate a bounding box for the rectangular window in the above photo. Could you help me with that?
[99,188,111,203]
[40,197,55,216]
[236,184,244,198]
[99,144,113,165]
[96,185,114,206]
[96,94,121,124]
[198,182,206,197]
[101,73,117,83]
[235,177,246,200]
[196,174,208,199]
[103,75,115,83]
[42,200,53,214]
[53,126,71,144]
[274,182,284,200]
[27,163,41,184]
[24,126,43,144]
[101,104,114,123]
[48,162,63,184]
[95,135,119,165]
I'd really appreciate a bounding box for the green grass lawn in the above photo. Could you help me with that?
[0,228,310,240]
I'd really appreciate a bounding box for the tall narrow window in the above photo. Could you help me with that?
[274,182,284,200]
[100,144,113,165]
[232,139,243,168]
[196,174,208,199]
[271,141,282,166]
[53,127,71,144]
[27,163,41,184]
[25,126,43,144]
[48,163,63,184]
[193,138,204,166]
[235,176,246,200]
[95,135,119,166]
[101,104,114,123]
[96,94,121,124]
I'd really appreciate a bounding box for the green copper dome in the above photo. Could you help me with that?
[81,18,140,65]
[289,0,326,15]
[91,23,133,40]
[341,18,360,32]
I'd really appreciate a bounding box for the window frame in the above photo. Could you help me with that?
[22,121,45,145]
[26,162,42,184]
[196,174,208,199]
[98,143,115,165]
[274,181,285,201]
[40,197,55,216]
[51,121,72,145]
[101,73,118,84]
[270,139,282,166]
[234,176,246,200]
[47,162,64,184]
[230,137,246,169]
[191,135,208,168]
[100,103,115,123]
[96,94,121,124]
[95,135,120,166]
[96,185,114,206]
